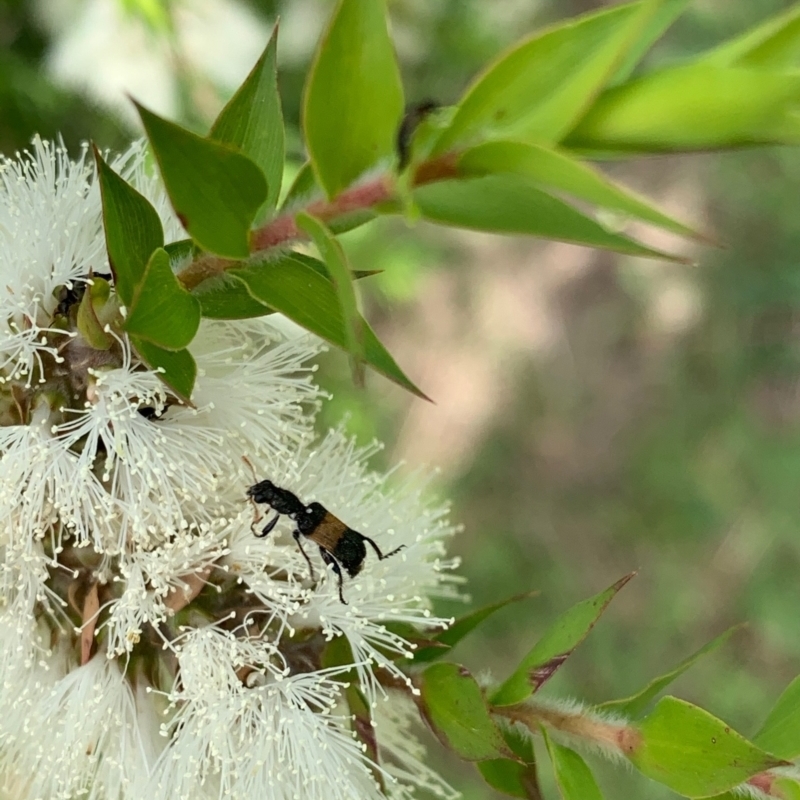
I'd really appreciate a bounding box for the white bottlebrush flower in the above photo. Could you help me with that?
[0,138,461,800]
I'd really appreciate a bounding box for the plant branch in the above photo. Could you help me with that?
[493,701,641,757]
[176,154,459,291]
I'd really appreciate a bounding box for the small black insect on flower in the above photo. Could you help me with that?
[246,477,405,604]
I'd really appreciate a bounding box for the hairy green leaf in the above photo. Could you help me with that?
[136,102,267,258]
[209,25,284,216]
[630,697,788,797]
[542,729,605,800]
[597,625,742,718]
[123,248,201,349]
[459,140,702,240]
[418,663,508,761]
[231,254,427,398]
[490,573,634,707]
[565,66,800,153]
[433,0,664,153]
[303,0,404,197]
[94,149,163,307]
[413,176,684,261]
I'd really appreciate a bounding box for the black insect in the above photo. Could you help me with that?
[396,100,441,171]
[246,478,405,604]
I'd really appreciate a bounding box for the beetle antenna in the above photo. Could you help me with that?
[361,534,406,561]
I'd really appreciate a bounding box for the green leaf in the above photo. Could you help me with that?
[774,778,800,800]
[754,674,800,759]
[700,5,800,69]
[458,140,703,240]
[231,253,427,398]
[303,0,404,198]
[192,272,272,319]
[597,625,742,718]
[542,729,605,800]
[629,697,788,798]
[76,277,115,350]
[565,66,800,153]
[413,176,683,262]
[490,573,634,707]
[191,254,379,320]
[136,102,268,258]
[280,161,319,210]
[209,25,284,216]
[609,0,691,84]
[418,662,508,761]
[433,0,664,153]
[122,248,201,349]
[413,590,539,664]
[479,726,543,799]
[163,238,196,266]
[131,337,197,401]
[94,148,163,307]
[479,759,543,799]
[296,212,364,384]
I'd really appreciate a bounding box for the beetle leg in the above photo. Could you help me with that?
[255,513,280,538]
[319,548,347,604]
[292,529,315,580]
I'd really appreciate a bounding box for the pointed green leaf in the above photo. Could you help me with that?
[209,25,284,216]
[413,176,684,261]
[413,590,539,664]
[303,0,404,198]
[296,212,364,384]
[192,255,379,320]
[123,248,201,349]
[459,140,702,240]
[630,697,788,798]
[136,102,267,258]
[490,574,634,707]
[192,272,272,319]
[433,0,663,153]
[565,66,800,153]
[230,254,427,398]
[131,337,197,401]
[542,729,605,800]
[479,726,543,799]
[700,5,800,69]
[754,674,800,759]
[609,0,691,84]
[597,625,743,718]
[418,663,508,761]
[164,238,196,266]
[94,148,163,306]
[280,161,319,210]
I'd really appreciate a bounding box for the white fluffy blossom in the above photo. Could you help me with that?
[0,139,459,799]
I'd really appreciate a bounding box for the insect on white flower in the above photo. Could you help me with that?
[0,138,460,800]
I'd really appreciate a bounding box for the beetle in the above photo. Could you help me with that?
[246,478,405,604]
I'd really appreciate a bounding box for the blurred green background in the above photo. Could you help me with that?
[4,0,800,796]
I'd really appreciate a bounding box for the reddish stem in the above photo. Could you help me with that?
[176,153,460,291]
